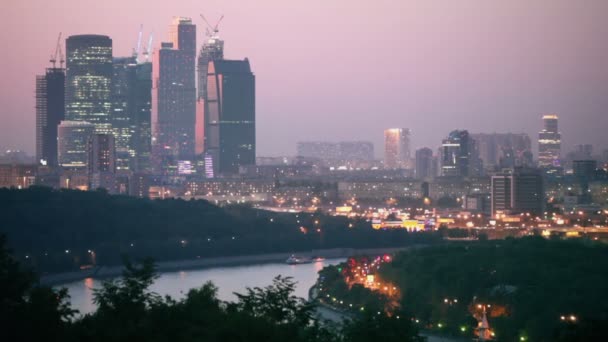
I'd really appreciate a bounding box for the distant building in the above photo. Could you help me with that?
[573,160,597,180]
[441,130,480,177]
[415,147,433,180]
[0,164,37,189]
[297,142,339,160]
[471,133,532,170]
[35,67,65,166]
[206,59,255,175]
[296,141,374,166]
[65,35,113,134]
[491,168,544,217]
[538,115,561,167]
[154,17,197,163]
[384,128,411,169]
[58,121,95,169]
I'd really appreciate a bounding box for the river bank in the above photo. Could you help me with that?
[41,246,418,285]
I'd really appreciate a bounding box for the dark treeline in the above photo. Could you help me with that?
[320,237,608,341]
[0,187,440,273]
[0,236,423,342]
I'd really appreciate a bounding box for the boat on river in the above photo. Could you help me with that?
[286,255,325,264]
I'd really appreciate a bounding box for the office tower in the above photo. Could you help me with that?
[111,57,152,172]
[206,59,255,174]
[415,147,433,180]
[131,62,152,172]
[472,133,533,169]
[111,56,137,170]
[441,130,480,177]
[491,168,544,217]
[57,121,95,168]
[65,35,113,134]
[88,133,116,173]
[490,174,513,217]
[35,68,65,166]
[384,128,411,169]
[538,114,561,167]
[154,17,197,163]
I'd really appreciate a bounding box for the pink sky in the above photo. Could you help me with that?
[2,0,608,157]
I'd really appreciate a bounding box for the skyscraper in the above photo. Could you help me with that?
[154,17,196,163]
[65,35,113,134]
[441,130,481,177]
[35,67,65,166]
[384,128,411,169]
[111,57,152,172]
[538,115,561,167]
[206,59,256,174]
[57,121,95,169]
[415,147,433,180]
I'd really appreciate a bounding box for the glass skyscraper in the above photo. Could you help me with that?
[36,67,65,166]
[206,59,255,174]
[65,35,113,134]
[384,128,411,169]
[441,130,481,177]
[538,114,561,168]
[154,17,196,163]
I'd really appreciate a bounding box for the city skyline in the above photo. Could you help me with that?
[2,0,608,157]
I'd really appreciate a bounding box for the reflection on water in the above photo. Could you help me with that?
[59,258,345,315]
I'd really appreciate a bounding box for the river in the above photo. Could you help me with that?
[57,258,345,315]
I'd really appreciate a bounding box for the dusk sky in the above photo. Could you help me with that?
[2,0,608,157]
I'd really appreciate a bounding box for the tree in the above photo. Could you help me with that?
[0,234,75,341]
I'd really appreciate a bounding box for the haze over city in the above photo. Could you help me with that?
[2,0,608,156]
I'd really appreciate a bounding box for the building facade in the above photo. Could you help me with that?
[65,35,113,134]
[35,67,65,166]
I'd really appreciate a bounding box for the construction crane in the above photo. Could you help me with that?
[133,24,143,62]
[142,32,154,62]
[199,14,224,38]
[49,32,64,68]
